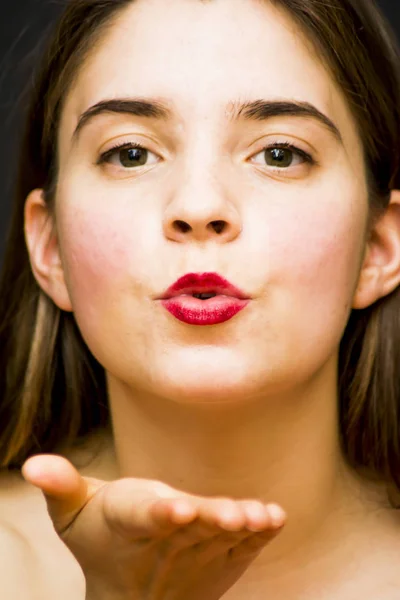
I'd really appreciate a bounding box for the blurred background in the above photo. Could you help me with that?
[0,0,399,264]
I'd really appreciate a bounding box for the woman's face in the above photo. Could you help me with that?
[53,0,368,403]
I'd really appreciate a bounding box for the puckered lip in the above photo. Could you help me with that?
[159,272,249,300]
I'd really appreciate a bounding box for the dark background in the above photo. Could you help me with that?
[0,0,400,264]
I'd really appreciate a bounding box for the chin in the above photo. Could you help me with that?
[158,383,257,407]
[171,381,249,404]
[150,351,264,405]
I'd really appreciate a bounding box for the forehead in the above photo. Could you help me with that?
[62,0,359,147]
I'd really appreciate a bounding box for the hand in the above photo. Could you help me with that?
[22,455,286,600]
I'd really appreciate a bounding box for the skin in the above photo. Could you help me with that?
[21,0,400,597]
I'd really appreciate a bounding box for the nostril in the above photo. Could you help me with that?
[210,220,225,234]
[173,220,191,233]
[171,220,227,235]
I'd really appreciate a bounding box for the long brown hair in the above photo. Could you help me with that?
[1,0,400,495]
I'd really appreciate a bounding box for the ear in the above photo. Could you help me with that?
[24,189,73,312]
[352,190,400,309]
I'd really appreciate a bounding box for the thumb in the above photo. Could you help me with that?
[21,454,105,534]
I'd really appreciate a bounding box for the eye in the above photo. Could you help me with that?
[251,142,314,169]
[97,142,159,169]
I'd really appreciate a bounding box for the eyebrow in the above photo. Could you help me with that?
[72,97,343,145]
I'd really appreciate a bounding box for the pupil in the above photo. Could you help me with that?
[120,147,147,167]
[267,148,292,167]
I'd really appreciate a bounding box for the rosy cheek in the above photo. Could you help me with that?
[60,211,133,308]
[269,200,364,298]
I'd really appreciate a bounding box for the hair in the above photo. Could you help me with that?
[0,0,400,496]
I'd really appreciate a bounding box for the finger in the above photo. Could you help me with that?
[22,454,104,533]
[238,501,286,531]
[197,498,248,531]
[228,525,284,559]
[151,495,247,533]
[102,480,198,538]
[197,514,285,563]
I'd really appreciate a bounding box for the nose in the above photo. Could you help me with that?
[162,163,242,243]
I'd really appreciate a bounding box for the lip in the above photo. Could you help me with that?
[159,272,250,326]
[161,272,248,300]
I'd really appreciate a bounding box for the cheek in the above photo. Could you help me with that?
[58,207,145,316]
[306,210,361,286]
[278,209,354,280]
[267,194,366,338]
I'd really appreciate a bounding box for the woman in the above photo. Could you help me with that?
[1,0,400,597]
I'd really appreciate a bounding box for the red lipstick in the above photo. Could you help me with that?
[160,273,250,326]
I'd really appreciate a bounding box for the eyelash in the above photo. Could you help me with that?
[256,141,315,167]
[97,141,148,165]
[97,140,316,169]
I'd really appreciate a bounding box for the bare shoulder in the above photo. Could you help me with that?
[0,521,40,599]
[0,469,85,599]
[359,505,400,599]
[0,468,59,542]
[0,519,64,600]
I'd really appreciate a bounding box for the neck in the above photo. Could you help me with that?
[109,370,341,498]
